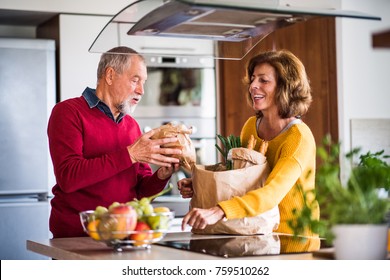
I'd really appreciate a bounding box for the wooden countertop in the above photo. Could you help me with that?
[27,232,329,260]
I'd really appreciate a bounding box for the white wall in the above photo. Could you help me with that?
[336,0,390,154]
[58,14,110,101]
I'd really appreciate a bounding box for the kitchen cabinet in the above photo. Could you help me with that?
[37,14,110,101]
[217,17,338,147]
[0,0,127,16]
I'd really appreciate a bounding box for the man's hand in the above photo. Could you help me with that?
[127,128,182,167]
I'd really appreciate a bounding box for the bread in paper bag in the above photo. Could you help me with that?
[151,122,196,172]
[188,234,281,257]
[190,147,280,235]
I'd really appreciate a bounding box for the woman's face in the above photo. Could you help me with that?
[249,63,277,114]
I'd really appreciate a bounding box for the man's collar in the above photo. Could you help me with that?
[82,87,100,108]
[82,87,126,123]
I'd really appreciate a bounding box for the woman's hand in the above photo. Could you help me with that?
[181,206,225,231]
[177,178,193,198]
[157,163,180,180]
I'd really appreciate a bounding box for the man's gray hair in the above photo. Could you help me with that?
[97,46,145,81]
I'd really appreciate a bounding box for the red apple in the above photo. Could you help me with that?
[130,221,153,245]
[98,204,137,240]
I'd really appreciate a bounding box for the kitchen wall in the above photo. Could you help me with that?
[1,0,389,151]
[336,0,390,154]
[50,14,110,101]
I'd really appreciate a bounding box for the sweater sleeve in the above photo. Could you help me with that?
[48,101,137,193]
[218,156,302,219]
[135,166,169,199]
[219,120,313,220]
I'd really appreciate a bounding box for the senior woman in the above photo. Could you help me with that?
[179,50,320,244]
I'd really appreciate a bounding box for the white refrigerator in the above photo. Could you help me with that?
[0,38,56,260]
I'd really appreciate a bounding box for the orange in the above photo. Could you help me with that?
[87,220,101,240]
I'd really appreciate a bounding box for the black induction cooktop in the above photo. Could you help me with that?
[156,234,321,258]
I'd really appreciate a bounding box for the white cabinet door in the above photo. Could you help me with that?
[59,14,110,101]
[0,201,51,260]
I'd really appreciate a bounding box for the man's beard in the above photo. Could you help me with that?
[118,98,137,115]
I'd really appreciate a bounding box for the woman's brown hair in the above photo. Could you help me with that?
[245,50,312,119]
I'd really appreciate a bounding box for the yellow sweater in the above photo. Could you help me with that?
[218,116,319,237]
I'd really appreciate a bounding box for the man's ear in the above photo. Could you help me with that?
[105,67,115,85]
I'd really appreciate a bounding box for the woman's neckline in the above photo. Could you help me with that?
[256,117,302,141]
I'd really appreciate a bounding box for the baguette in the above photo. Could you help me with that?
[259,140,269,155]
[247,135,257,150]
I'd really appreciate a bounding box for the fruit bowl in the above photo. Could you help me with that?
[80,210,175,251]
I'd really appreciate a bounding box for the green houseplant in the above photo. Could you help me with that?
[289,135,390,259]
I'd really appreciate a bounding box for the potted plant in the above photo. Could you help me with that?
[289,135,390,259]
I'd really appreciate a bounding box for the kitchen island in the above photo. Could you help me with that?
[27,232,333,260]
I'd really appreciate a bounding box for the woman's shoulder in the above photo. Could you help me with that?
[285,122,316,149]
[242,116,257,128]
[241,116,258,136]
[294,122,314,138]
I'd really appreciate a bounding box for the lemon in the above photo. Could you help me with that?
[153,207,170,213]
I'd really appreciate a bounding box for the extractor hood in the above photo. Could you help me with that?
[89,0,381,60]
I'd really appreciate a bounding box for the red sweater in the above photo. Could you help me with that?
[47,95,168,238]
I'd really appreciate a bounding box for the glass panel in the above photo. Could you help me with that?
[89,0,381,60]
[132,66,216,119]
[142,68,202,106]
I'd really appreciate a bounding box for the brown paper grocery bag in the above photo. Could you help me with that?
[190,148,280,235]
[188,234,281,257]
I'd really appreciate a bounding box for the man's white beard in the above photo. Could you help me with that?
[120,103,136,115]
[119,97,138,115]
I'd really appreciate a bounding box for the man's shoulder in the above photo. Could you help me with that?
[53,96,86,110]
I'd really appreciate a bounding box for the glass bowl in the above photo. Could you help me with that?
[79,210,174,251]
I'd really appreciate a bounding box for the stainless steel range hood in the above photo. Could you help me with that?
[89,0,381,60]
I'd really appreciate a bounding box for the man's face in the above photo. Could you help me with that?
[112,55,147,115]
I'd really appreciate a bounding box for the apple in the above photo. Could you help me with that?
[130,221,153,245]
[98,204,137,240]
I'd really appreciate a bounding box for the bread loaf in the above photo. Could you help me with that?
[151,122,196,172]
